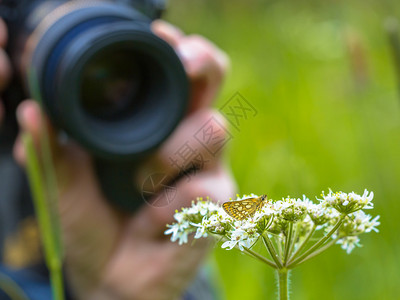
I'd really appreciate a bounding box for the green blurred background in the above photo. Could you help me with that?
[166,0,400,299]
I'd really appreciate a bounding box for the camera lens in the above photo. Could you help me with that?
[27,2,188,160]
[80,49,143,120]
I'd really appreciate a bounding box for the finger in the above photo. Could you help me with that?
[13,100,59,166]
[175,35,230,113]
[0,18,11,90]
[131,163,237,237]
[151,20,184,47]
[136,109,230,194]
[0,48,11,91]
[0,19,7,47]
[13,101,42,165]
[152,22,230,114]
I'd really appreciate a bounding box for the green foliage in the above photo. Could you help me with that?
[166,0,400,299]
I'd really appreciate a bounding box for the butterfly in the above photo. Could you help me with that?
[222,195,267,220]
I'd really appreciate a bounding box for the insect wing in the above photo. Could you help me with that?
[222,197,261,220]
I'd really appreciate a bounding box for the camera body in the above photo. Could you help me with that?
[0,0,189,210]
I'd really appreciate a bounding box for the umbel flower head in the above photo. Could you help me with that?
[321,189,374,214]
[165,190,379,269]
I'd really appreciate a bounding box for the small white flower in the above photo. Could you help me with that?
[164,223,180,240]
[221,228,246,250]
[308,203,338,226]
[165,221,191,245]
[365,215,380,233]
[194,224,208,239]
[301,195,315,209]
[222,228,260,251]
[337,236,362,254]
[221,240,238,250]
[339,210,380,236]
[192,216,210,239]
[275,197,307,221]
[173,211,185,223]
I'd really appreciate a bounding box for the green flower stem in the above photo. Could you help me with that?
[51,260,65,300]
[275,236,284,258]
[288,224,316,263]
[40,114,63,261]
[283,222,294,265]
[277,268,290,300]
[243,247,276,268]
[288,223,299,259]
[289,237,340,268]
[288,215,345,268]
[23,134,65,300]
[262,234,283,269]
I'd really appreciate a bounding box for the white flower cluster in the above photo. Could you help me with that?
[321,189,374,214]
[164,197,221,245]
[329,210,380,253]
[165,190,379,256]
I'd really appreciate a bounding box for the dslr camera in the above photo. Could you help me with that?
[0,0,189,211]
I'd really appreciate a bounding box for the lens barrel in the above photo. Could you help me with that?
[28,1,188,160]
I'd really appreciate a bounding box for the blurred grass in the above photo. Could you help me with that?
[166,0,400,299]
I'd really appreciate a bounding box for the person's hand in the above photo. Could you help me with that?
[13,20,236,300]
[0,18,12,125]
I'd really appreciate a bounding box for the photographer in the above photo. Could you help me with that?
[0,14,236,300]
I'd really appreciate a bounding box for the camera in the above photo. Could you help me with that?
[0,0,189,211]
